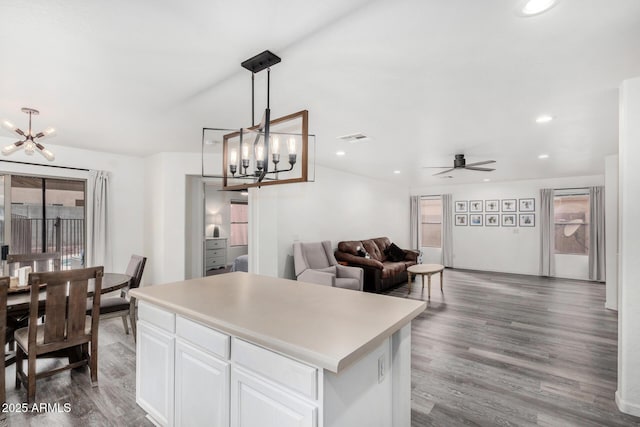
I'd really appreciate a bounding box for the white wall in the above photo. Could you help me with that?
[411,175,604,279]
[249,165,410,279]
[616,76,640,417]
[185,176,204,279]
[144,152,203,285]
[0,141,144,278]
[604,155,618,310]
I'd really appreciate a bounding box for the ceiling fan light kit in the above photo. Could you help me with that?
[1,107,56,161]
[424,154,496,176]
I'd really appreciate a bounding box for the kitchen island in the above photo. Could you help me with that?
[130,272,426,427]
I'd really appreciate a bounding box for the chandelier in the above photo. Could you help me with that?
[202,50,315,190]
[1,107,56,161]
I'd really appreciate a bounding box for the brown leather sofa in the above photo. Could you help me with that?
[334,237,419,293]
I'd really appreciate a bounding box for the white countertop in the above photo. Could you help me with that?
[130,272,426,373]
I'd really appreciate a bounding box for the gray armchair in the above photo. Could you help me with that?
[293,241,363,291]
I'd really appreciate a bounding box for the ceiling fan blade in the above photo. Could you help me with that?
[433,168,456,176]
[465,166,495,172]
[2,141,24,155]
[34,127,57,141]
[465,160,496,167]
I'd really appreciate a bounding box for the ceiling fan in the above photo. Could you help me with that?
[424,154,495,176]
[1,107,56,161]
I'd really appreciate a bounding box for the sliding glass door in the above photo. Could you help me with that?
[7,175,86,269]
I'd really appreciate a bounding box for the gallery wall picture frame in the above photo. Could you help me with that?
[519,213,535,227]
[455,201,468,213]
[469,200,483,212]
[470,214,483,226]
[485,214,499,226]
[455,214,468,226]
[502,199,517,212]
[502,214,517,227]
[485,200,499,212]
[519,198,535,212]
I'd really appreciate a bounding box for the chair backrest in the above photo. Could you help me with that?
[293,241,336,276]
[125,255,147,290]
[0,276,8,405]
[7,252,61,276]
[28,266,104,347]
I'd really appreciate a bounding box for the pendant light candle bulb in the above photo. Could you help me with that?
[271,136,280,153]
[230,149,237,164]
[241,144,249,160]
[287,137,296,154]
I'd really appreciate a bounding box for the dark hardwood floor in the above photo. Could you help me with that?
[387,268,640,427]
[2,269,638,426]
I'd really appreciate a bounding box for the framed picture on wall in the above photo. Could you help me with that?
[502,214,517,227]
[469,200,483,212]
[519,198,535,212]
[455,214,468,226]
[455,201,468,212]
[470,214,483,226]
[519,213,535,227]
[485,214,499,226]
[485,200,499,212]
[502,199,517,212]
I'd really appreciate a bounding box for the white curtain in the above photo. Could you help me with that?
[589,186,606,281]
[539,188,555,276]
[441,194,453,267]
[410,196,421,250]
[87,170,112,271]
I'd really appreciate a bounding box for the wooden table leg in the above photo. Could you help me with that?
[440,270,444,292]
[427,274,432,299]
[407,272,412,293]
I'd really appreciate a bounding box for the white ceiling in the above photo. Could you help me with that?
[1,0,639,185]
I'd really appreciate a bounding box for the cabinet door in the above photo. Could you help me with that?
[231,366,317,427]
[175,340,230,427]
[137,321,175,427]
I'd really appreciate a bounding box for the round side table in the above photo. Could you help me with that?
[407,264,444,299]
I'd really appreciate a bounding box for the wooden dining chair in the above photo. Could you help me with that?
[0,277,8,406]
[91,255,146,340]
[15,266,104,404]
[7,252,61,276]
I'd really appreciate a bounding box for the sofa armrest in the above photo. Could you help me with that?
[335,252,384,270]
[404,249,419,262]
[298,269,336,287]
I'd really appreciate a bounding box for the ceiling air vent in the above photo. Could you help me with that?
[337,133,370,143]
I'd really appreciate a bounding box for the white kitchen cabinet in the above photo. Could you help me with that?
[231,366,317,427]
[175,339,230,427]
[137,320,175,427]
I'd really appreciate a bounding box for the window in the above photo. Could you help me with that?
[420,197,442,248]
[229,201,248,246]
[9,175,86,269]
[554,193,589,255]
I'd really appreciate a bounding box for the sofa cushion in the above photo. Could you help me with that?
[338,240,364,257]
[381,261,407,279]
[385,243,406,262]
[317,265,337,276]
[362,240,383,261]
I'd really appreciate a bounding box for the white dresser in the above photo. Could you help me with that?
[204,238,227,274]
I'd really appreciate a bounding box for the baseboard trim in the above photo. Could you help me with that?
[605,302,618,311]
[616,391,640,417]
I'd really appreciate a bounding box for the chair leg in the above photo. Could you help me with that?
[27,352,36,404]
[129,298,137,342]
[15,346,23,389]
[121,315,129,335]
[90,338,98,386]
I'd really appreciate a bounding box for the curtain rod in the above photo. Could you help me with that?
[553,187,591,191]
[0,159,89,172]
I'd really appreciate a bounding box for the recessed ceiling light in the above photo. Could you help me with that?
[483,178,491,182]
[538,154,549,159]
[336,150,346,156]
[535,115,554,123]
[393,170,401,174]
[520,0,559,16]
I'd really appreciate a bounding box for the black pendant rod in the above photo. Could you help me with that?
[251,73,255,127]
